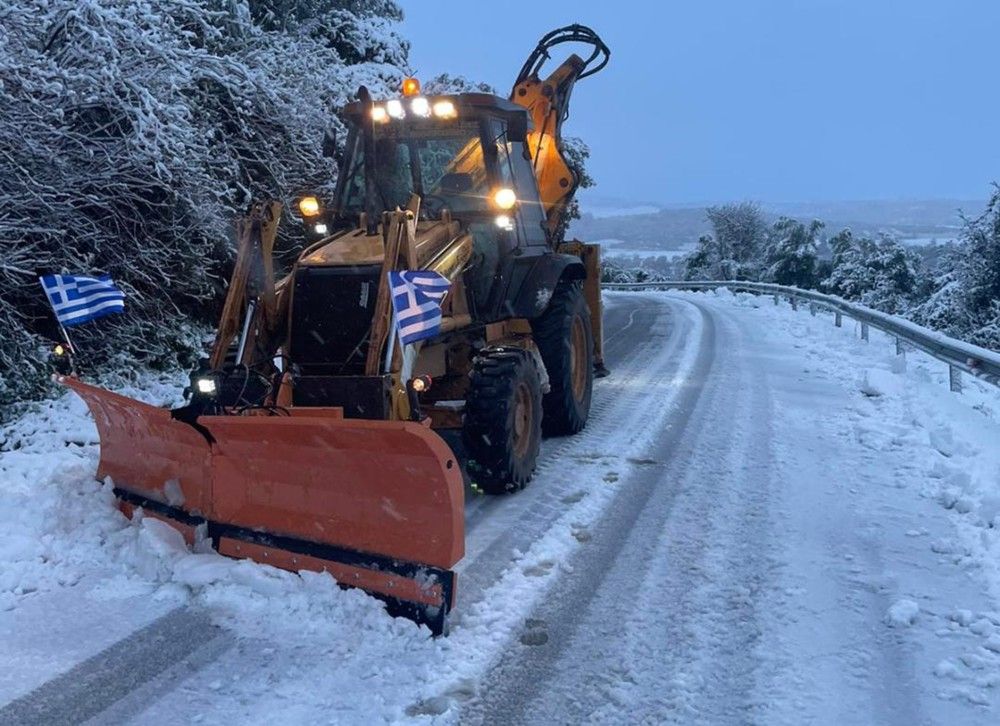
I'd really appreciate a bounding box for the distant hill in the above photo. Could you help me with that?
[569,197,986,256]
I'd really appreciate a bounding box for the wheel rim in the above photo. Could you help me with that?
[570,314,588,402]
[512,381,533,458]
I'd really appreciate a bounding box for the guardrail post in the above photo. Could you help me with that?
[895,337,904,355]
[773,294,779,306]
[949,366,963,393]
[835,311,842,327]
[860,322,869,341]
[789,296,798,311]
[809,302,817,316]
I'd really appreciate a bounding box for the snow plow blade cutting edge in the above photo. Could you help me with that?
[63,376,464,634]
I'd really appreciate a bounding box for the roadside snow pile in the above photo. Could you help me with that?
[0,376,185,611]
[0,374,404,622]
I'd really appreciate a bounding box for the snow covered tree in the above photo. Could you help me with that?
[764,217,824,288]
[0,0,407,411]
[684,202,768,280]
[822,230,927,314]
[957,189,1000,348]
[423,74,495,95]
[554,136,595,245]
[913,187,1000,349]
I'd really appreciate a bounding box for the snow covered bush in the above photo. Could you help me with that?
[423,73,495,95]
[0,0,406,412]
[684,202,768,280]
[913,187,1000,350]
[600,260,670,285]
[821,230,928,315]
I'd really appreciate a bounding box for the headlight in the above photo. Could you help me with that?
[371,105,388,123]
[298,196,321,217]
[493,188,517,210]
[432,100,457,119]
[410,96,431,117]
[314,223,328,235]
[386,99,405,119]
[409,375,432,393]
[196,377,217,395]
[495,214,514,231]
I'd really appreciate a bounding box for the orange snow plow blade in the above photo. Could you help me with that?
[63,377,464,633]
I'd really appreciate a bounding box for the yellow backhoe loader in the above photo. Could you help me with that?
[64,24,610,633]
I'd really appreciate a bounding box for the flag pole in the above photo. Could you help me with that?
[384,308,399,373]
[38,274,78,374]
[56,320,76,355]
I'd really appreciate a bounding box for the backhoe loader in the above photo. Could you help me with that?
[64,25,610,634]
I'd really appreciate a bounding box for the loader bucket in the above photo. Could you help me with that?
[62,377,465,634]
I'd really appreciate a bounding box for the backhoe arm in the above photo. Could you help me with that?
[510,24,609,237]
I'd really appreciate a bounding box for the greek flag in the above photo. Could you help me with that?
[389,270,451,345]
[39,274,125,327]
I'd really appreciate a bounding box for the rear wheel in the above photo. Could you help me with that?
[532,280,594,436]
[463,348,542,494]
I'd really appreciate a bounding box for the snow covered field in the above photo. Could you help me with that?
[1,291,998,724]
[598,239,698,260]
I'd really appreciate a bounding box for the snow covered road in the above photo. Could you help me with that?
[2,291,999,725]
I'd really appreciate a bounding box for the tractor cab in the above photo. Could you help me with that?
[295,85,555,325]
[329,89,548,246]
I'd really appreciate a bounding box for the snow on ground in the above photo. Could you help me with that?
[597,238,696,260]
[0,295,706,723]
[2,292,999,724]
[582,204,661,218]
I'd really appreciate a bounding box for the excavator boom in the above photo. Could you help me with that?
[510,24,610,236]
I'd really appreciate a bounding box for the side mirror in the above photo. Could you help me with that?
[508,112,528,142]
[321,127,338,158]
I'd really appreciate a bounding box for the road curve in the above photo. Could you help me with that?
[460,292,993,726]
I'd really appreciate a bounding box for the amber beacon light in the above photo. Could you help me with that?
[402,77,421,96]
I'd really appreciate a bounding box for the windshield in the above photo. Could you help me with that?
[339,121,490,220]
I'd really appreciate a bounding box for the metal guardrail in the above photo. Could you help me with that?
[603,280,1000,392]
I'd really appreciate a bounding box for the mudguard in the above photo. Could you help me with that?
[63,376,464,634]
[509,252,585,318]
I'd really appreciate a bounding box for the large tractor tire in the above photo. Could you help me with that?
[463,347,543,494]
[532,280,594,436]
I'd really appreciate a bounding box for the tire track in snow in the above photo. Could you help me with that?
[0,609,231,726]
[453,294,698,612]
[461,296,791,724]
[460,296,652,528]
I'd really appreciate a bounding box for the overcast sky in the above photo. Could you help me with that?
[398,1,1000,205]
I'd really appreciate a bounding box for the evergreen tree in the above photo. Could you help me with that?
[684,202,768,280]
[764,217,823,288]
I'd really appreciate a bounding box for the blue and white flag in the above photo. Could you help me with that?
[39,274,125,327]
[389,270,451,346]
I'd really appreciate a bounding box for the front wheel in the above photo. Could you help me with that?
[462,348,543,494]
